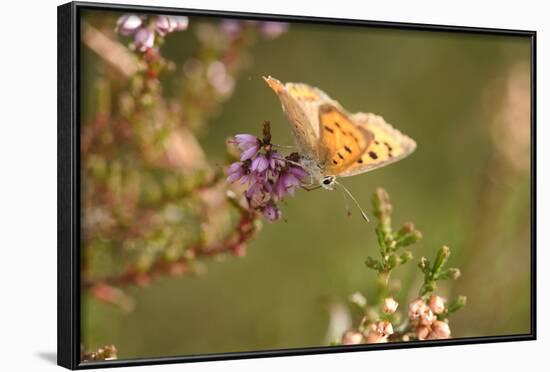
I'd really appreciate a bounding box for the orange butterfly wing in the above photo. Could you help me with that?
[337,112,416,177]
[317,104,373,174]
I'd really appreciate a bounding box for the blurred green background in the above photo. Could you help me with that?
[81,10,532,360]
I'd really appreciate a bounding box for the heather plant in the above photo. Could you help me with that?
[337,188,466,344]
[81,14,289,310]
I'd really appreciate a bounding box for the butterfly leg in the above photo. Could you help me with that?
[301,185,322,192]
[272,143,298,150]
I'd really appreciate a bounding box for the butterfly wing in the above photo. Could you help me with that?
[337,112,416,177]
[264,76,338,160]
[317,104,374,174]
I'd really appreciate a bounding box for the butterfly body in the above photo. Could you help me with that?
[264,76,416,190]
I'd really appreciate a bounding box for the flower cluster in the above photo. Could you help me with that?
[227,122,308,222]
[408,296,450,340]
[220,19,289,40]
[116,14,189,52]
[341,296,399,345]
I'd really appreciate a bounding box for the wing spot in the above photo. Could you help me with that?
[344,146,352,154]
[334,121,341,129]
[357,159,364,164]
[337,152,344,160]
[375,140,380,145]
[332,160,338,165]
[384,142,393,151]
[324,126,334,134]
[368,151,378,160]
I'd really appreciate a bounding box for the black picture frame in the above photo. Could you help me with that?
[57,1,537,369]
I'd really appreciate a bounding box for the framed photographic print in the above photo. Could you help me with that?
[57,1,536,369]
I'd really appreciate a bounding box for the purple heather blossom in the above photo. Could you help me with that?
[259,22,289,39]
[250,154,270,173]
[220,19,243,39]
[274,165,309,198]
[261,201,282,222]
[240,146,259,161]
[134,27,155,52]
[156,15,189,36]
[219,19,289,40]
[228,134,261,161]
[116,14,189,53]
[245,177,271,199]
[226,132,309,222]
[227,162,247,183]
[251,151,287,177]
[116,15,143,36]
[207,61,235,96]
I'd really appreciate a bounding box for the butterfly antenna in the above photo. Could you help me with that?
[335,181,370,222]
[336,183,352,217]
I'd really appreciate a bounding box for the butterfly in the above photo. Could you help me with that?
[263,76,416,219]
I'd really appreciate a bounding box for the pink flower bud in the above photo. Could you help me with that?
[416,325,431,340]
[428,295,446,314]
[383,297,399,314]
[365,333,388,343]
[156,15,189,36]
[134,27,155,52]
[259,21,289,39]
[116,14,143,36]
[349,292,367,308]
[341,330,364,345]
[419,308,435,326]
[408,298,427,320]
[409,297,435,326]
[429,320,451,339]
[373,320,394,337]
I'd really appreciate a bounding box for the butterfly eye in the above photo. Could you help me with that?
[321,176,335,189]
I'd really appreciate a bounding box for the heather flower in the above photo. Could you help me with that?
[274,165,307,198]
[219,19,289,39]
[245,175,270,199]
[259,21,289,39]
[219,19,245,39]
[226,125,309,222]
[428,295,446,315]
[207,61,235,96]
[116,14,143,36]
[227,162,247,183]
[341,330,363,345]
[228,134,261,161]
[116,14,190,53]
[429,320,451,339]
[251,154,270,174]
[156,15,189,36]
[349,292,367,308]
[251,152,286,176]
[383,297,399,314]
[408,297,437,327]
[365,333,388,343]
[420,308,435,326]
[408,298,427,320]
[261,201,281,222]
[372,320,394,337]
[134,28,155,52]
[415,325,431,340]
